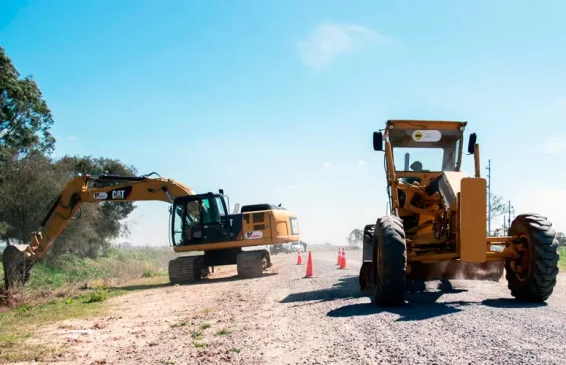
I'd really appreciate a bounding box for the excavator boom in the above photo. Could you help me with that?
[2,173,196,288]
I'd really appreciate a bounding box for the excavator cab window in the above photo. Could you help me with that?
[171,194,231,247]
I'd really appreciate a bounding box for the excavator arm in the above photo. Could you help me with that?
[2,173,196,289]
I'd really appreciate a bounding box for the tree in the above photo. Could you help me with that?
[557,232,565,246]
[347,228,364,247]
[0,152,138,259]
[54,155,138,256]
[0,45,57,240]
[488,194,507,221]
[0,45,55,157]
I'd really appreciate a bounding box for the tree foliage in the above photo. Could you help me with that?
[0,45,138,260]
[0,152,137,258]
[488,194,507,220]
[347,228,363,247]
[0,45,55,157]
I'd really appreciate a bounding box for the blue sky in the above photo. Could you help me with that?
[1,0,565,246]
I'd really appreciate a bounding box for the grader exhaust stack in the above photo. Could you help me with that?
[359,119,560,306]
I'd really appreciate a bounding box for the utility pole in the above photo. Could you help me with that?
[486,159,492,235]
[508,200,514,232]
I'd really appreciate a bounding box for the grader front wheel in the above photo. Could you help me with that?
[505,214,560,302]
[359,261,374,293]
[373,216,407,306]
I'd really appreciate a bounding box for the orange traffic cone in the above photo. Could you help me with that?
[336,247,341,265]
[339,248,346,269]
[297,248,303,265]
[305,251,314,278]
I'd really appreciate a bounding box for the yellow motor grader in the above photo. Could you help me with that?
[359,120,560,306]
[2,173,300,289]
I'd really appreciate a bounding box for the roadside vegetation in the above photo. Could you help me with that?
[559,246,566,271]
[0,246,176,362]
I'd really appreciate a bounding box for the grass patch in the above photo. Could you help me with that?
[170,320,188,328]
[0,246,189,362]
[194,342,208,348]
[0,276,166,363]
[0,288,119,362]
[201,322,211,330]
[215,329,230,336]
[191,331,204,340]
[559,247,566,270]
[0,246,176,363]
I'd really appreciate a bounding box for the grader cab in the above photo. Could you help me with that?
[359,120,560,306]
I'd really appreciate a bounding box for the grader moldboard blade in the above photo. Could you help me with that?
[2,245,34,289]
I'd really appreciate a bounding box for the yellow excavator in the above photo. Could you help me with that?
[2,173,300,288]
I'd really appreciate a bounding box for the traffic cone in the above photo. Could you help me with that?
[336,247,341,265]
[339,248,346,269]
[297,248,302,265]
[305,251,314,278]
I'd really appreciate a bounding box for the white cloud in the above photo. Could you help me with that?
[286,184,299,189]
[543,135,566,155]
[297,22,388,71]
[357,160,366,165]
[68,136,76,141]
[323,162,332,168]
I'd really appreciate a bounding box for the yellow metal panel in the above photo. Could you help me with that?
[460,177,487,263]
[173,235,300,252]
[387,120,467,131]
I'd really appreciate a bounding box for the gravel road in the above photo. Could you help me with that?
[30,250,566,365]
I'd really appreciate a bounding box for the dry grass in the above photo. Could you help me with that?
[0,246,176,363]
[0,275,169,363]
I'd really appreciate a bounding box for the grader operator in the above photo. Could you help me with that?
[2,173,300,289]
[359,120,560,306]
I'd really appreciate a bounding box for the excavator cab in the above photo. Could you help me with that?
[171,192,232,246]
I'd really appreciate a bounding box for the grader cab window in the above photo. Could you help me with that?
[389,128,463,172]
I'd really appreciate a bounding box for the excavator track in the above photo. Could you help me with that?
[236,250,271,279]
[168,255,207,284]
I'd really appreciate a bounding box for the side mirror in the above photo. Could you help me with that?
[467,133,477,154]
[373,132,383,151]
[219,189,224,195]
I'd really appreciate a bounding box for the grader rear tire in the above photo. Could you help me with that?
[505,214,560,302]
[373,216,407,306]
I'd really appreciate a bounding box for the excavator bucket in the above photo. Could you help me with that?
[2,245,34,289]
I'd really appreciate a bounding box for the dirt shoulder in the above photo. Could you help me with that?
[11,250,566,365]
